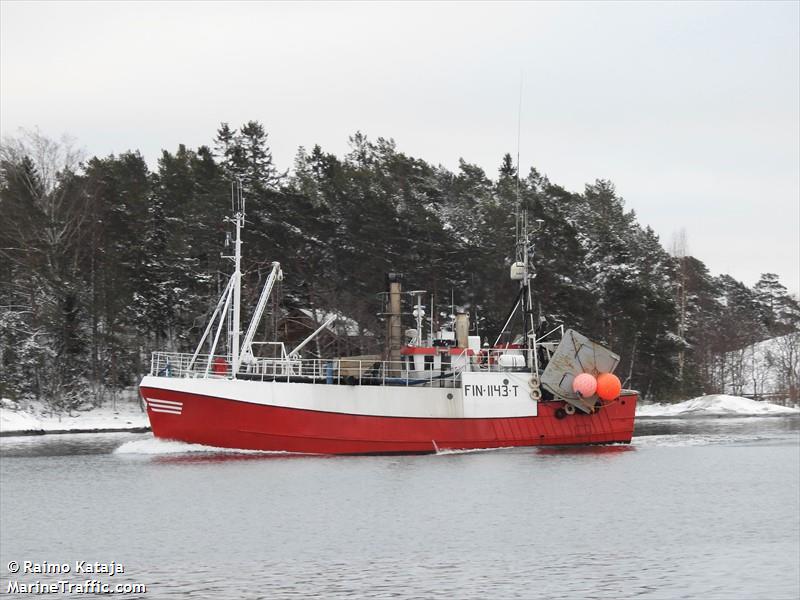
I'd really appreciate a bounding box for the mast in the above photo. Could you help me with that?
[231,181,244,377]
[511,75,544,378]
[515,73,535,358]
[515,207,545,359]
[191,180,247,379]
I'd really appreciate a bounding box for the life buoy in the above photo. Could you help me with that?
[564,403,576,415]
[530,388,542,401]
[529,375,540,388]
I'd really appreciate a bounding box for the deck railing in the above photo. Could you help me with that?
[148,349,531,388]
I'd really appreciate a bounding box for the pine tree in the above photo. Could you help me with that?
[239,120,281,192]
[673,256,723,395]
[754,273,799,335]
[214,121,282,194]
[499,153,516,179]
[82,151,151,394]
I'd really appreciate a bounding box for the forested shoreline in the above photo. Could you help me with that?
[1,122,797,410]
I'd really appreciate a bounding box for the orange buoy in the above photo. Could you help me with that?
[596,373,622,401]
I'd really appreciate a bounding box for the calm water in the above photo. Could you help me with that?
[1,417,798,599]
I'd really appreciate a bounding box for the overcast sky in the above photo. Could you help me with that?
[2,1,798,295]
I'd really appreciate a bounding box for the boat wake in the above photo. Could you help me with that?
[434,446,514,456]
[114,436,289,456]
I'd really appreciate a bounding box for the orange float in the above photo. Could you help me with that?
[596,372,622,401]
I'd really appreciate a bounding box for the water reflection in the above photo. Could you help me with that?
[0,431,145,458]
[148,452,325,466]
[635,414,800,437]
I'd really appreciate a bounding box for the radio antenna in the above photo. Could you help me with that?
[515,72,524,263]
[516,72,523,192]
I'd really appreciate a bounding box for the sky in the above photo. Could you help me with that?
[2,1,798,295]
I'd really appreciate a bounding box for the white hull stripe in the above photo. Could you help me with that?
[146,398,182,407]
[147,399,182,408]
[150,407,182,414]
[145,398,183,415]
[148,401,182,409]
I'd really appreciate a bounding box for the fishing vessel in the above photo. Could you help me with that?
[139,186,638,454]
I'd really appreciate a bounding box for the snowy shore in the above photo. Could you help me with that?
[636,394,799,418]
[1,393,797,438]
[0,397,149,436]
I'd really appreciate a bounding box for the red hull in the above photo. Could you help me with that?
[140,386,638,455]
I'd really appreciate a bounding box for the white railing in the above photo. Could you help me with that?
[149,349,532,389]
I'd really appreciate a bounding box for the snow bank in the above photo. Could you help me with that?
[0,398,149,435]
[0,406,43,432]
[637,394,799,417]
